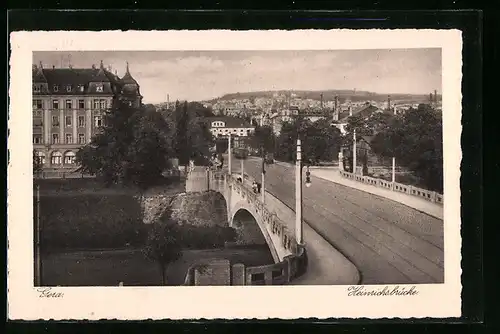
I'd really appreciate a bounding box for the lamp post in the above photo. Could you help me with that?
[206,166,210,192]
[227,133,232,176]
[295,139,303,245]
[34,183,42,286]
[352,129,357,175]
[240,157,244,181]
[261,148,266,204]
[391,107,397,187]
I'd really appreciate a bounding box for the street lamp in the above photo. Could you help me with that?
[305,165,311,188]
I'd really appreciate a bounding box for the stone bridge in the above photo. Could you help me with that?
[182,168,308,285]
[209,170,302,263]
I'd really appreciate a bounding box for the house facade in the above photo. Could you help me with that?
[32,61,142,173]
[207,116,255,138]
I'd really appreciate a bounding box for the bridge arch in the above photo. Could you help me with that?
[231,201,280,263]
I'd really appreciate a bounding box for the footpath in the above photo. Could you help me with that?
[274,161,443,220]
[231,170,360,285]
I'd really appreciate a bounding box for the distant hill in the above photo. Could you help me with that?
[208,90,440,104]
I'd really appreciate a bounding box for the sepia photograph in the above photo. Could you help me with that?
[31,49,444,287]
[8,30,462,320]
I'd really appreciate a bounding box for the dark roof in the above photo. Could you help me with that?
[339,104,381,122]
[206,116,253,128]
[32,62,141,97]
[121,62,138,85]
[360,135,374,143]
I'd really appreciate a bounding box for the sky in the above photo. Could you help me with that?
[33,49,442,104]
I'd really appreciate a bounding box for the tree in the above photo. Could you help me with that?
[33,150,43,174]
[143,221,182,285]
[75,98,174,189]
[215,137,229,154]
[302,118,342,164]
[187,115,213,165]
[275,117,341,164]
[250,124,276,156]
[169,101,214,168]
[371,104,443,192]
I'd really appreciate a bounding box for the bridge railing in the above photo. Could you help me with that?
[339,170,443,205]
[204,170,308,286]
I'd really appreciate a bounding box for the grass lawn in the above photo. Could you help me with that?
[41,246,274,286]
[36,177,185,252]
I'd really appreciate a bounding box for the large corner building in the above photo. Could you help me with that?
[32,61,142,173]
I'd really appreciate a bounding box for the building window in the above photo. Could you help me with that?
[64,152,76,165]
[94,116,102,127]
[93,99,100,109]
[35,151,45,165]
[96,84,103,92]
[33,118,43,126]
[33,85,41,93]
[33,99,43,109]
[99,99,107,109]
[78,85,85,92]
[53,85,59,92]
[78,116,85,127]
[52,116,60,127]
[66,85,72,92]
[52,133,59,144]
[65,100,72,109]
[65,133,73,144]
[51,151,62,165]
[52,100,59,110]
[78,133,86,144]
[78,99,85,109]
[33,135,42,144]
[65,115,72,127]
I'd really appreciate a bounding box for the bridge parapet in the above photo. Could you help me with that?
[210,170,301,257]
[188,169,307,286]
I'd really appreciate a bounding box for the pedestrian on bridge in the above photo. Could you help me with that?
[252,181,258,193]
[256,182,262,194]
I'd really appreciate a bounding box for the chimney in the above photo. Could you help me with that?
[320,93,324,109]
[429,93,433,103]
[52,65,55,69]
[434,90,438,103]
[387,95,391,112]
[92,64,96,70]
[332,95,339,121]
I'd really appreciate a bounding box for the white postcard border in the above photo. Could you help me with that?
[8,29,462,320]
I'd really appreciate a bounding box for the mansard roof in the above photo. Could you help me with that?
[32,61,140,97]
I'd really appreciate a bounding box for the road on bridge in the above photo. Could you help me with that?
[230,156,444,285]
